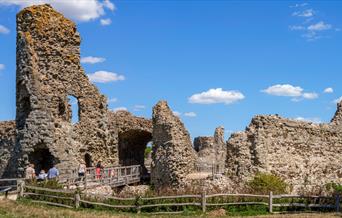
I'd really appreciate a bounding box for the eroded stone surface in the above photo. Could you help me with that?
[151,101,197,189]
[226,102,342,193]
[108,110,152,168]
[195,126,226,167]
[14,4,115,176]
[0,121,16,178]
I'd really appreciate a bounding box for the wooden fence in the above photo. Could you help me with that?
[17,183,342,214]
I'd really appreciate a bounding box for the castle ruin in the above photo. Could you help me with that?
[0,4,342,193]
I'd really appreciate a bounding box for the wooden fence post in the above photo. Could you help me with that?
[336,193,340,213]
[136,196,141,214]
[75,193,80,209]
[268,191,273,213]
[84,173,87,190]
[201,190,206,213]
[19,180,25,198]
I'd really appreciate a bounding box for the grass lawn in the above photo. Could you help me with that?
[0,200,340,218]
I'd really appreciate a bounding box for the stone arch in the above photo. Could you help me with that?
[28,144,59,175]
[84,153,92,167]
[118,129,152,171]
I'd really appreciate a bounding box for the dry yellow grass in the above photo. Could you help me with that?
[0,200,341,218]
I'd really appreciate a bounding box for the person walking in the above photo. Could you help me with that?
[78,161,86,181]
[47,164,59,180]
[95,161,103,179]
[25,163,36,180]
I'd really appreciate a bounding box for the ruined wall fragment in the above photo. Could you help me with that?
[151,101,197,189]
[194,126,226,167]
[332,101,342,126]
[226,103,342,193]
[108,110,152,169]
[0,121,16,178]
[14,4,114,176]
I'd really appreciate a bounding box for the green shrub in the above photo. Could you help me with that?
[325,182,342,194]
[26,179,63,189]
[144,147,152,158]
[248,173,288,195]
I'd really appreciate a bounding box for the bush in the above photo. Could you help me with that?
[248,173,288,195]
[26,179,63,189]
[325,182,342,194]
[144,147,152,158]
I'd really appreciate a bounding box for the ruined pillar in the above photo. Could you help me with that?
[14,4,115,176]
[151,101,197,189]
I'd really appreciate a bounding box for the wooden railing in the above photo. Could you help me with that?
[0,178,22,199]
[18,184,342,215]
[194,163,225,176]
[60,165,141,189]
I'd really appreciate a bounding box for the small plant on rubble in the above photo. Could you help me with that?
[248,172,288,195]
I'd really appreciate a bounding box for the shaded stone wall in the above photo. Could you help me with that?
[194,126,226,167]
[151,101,197,189]
[226,102,342,193]
[14,4,115,176]
[0,121,16,178]
[108,111,152,169]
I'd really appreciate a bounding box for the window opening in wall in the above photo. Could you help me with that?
[68,95,79,124]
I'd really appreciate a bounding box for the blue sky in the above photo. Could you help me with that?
[0,1,341,140]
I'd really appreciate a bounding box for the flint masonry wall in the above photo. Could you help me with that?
[226,102,342,193]
[151,101,197,189]
[14,4,115,176]
[108,111,152,169]
[194,126,226,167]
[0,121,16,178]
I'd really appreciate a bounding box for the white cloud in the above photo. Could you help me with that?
[133,105,146,111]
[107,98,117,103]
[294,117,322,124]
[333,97,342,104]
[100,18,111,26]
[0,25,10,34]
[112,107,127,112]
[87,71,125,83]
[184,112,197,117]
[0,64,4,70]
[302,92,318,99]
[323,87,333,94]
[103,0,115,11]
[262,84,303,97]
[263,84,319,100]
[173,111,181,117]
[308,21,332,31]
[81,56,105,64]
[290,3,308,8]
[0,0,115,22]
[189,88,245,105]
[292,9,314,17]
[289,25,305,31]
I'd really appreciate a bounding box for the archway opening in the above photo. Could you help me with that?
[28,145,58,175]
[84,153,92,167]
[68,95,79,124]
[118,130,152,174]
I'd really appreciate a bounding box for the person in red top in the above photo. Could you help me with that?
[95,161,103,179]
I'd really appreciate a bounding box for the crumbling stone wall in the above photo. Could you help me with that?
[108,111,152,169]
[151,101,197,189]
[0,121,16,178]
[13,4,115,176]
[194,126,226,167]
[226,102,342,193]
[332,101,342,126]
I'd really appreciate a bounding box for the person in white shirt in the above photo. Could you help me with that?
[37,170,47,181]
